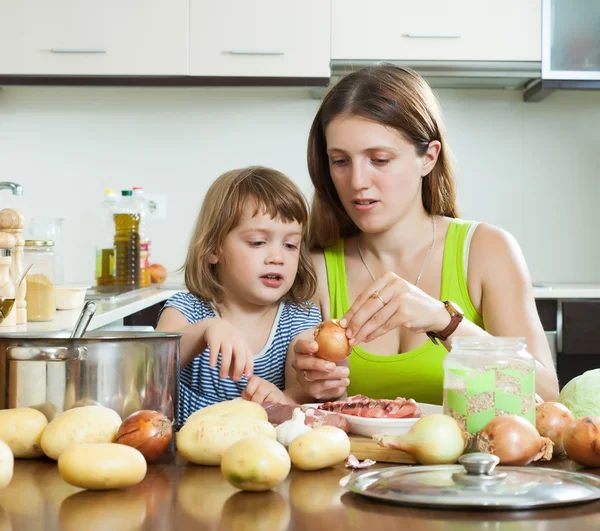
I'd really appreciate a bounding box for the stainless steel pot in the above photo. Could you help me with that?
[0,331,181,422]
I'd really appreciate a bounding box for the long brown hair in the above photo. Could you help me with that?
[183,166,317,305]
[307,64,458,249]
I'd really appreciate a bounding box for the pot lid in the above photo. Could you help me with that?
[347,453,600,509]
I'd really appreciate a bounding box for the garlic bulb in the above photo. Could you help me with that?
[276,408,311,448]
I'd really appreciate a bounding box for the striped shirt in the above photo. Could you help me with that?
[163,291,322,424]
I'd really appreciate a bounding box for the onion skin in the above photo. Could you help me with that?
[536,402,575,456]
[563,416,600,468]
[475,414,553,466]
[116,410,173,463]
[314,320,351,362]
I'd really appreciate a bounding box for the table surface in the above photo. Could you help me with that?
[2,452,600,531]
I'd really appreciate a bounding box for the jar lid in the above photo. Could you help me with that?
[25,240,55,247]
[347,453,600,509]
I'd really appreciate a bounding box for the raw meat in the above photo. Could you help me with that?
[318,395,423,419]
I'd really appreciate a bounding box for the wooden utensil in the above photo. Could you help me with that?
[349,435,416,464]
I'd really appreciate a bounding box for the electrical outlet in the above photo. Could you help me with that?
[146,193,167,221]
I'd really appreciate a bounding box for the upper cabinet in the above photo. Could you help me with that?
[332,0,541,62]
[0,0,189,76]
[189,0,330,79]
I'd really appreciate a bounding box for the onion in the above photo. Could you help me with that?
[535,402,574,455]
[563,416,600,468]
[314,320,351,362]
[116,410,173,463]
[374,414,467,465]
[475,414,553,466]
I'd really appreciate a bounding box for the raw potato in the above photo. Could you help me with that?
[221,436,291,491]
[0,407,48,458]
[0,441,13,488]
[177,414,276,466]
[58,443,147,490]
[41,405,122,460]
[288,426,351,471]
[187,399,268,422]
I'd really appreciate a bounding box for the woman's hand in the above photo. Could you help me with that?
[242,376,284,404]
[203,320,254,381]
[291,337,350,401]
[341,271,448,346]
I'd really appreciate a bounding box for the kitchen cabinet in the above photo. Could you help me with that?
[189,0,330,79]
[332,0,541,62]
[0,0,189,76]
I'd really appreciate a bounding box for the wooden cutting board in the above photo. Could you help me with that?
[349,435,417,464]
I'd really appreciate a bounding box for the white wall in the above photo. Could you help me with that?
[1,84,599,285]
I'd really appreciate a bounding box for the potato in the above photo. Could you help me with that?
[58,443,147,490]
[288,426,351,471]
[41,405,121,460]
[177,414,276,466]
[0,441,13,488]
[221,436,290,491]
[59,490,146,531]
[187,399,267,423]
[0,407,48,458]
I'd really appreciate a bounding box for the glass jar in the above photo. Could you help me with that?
[23,240,56,322]
[443,336,536,435]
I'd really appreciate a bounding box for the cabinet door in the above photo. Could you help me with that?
[189,0,330,78]
[0,1,189,75]
[332,0,541,62]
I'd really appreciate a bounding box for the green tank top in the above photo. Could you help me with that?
[324,219,484,405]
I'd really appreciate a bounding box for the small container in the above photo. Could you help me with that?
[443,336,536,435]
[23,240,56,322]
[55,285,91,310]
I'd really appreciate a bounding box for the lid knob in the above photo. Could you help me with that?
[459,453,500,476]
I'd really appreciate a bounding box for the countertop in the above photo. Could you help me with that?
[533,284,600,300]
[2,453,599,531]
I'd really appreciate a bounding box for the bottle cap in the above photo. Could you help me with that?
[121,190,133,196]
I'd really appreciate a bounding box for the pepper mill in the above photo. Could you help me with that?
[0,230,17,326]
[0,208,27,325]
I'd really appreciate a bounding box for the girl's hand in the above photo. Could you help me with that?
[242,376,284,404]
[291,337,350,401]
[341,271,448,346]
[203,320,254,381]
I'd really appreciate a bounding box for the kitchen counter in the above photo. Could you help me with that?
[2,453,599,530]
[533,284,600,300]
[0,286,182,335]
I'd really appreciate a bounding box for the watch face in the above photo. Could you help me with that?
[446,301,464,317]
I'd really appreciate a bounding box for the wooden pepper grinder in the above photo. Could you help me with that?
[0,208,27,325]
[0,230,17,326]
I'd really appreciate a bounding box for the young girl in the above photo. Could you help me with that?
[156,166,321,424]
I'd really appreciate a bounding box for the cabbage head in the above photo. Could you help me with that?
[558,369,600,418]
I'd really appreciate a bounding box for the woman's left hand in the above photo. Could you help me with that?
[340,271,448,345]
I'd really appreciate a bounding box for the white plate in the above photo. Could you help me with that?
[303,402,443,438]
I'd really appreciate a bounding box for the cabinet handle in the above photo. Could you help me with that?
[403,33,462,39]
[50,48,107,54]
[227,49,285,56]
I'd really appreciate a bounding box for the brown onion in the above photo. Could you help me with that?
[314,320,351,362]
[535,402,574,455]
[475,414,553,466]
[563,416,600,468]
[116,410,173,463]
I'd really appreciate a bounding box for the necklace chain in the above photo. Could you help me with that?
[357,216,437,287]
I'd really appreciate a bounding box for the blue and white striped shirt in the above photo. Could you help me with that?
[163,291,321,424]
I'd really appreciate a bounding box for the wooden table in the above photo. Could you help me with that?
[1,454,599,530]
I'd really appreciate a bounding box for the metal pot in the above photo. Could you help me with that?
[0,331,181,422]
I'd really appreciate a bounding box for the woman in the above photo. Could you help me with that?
[292,64,559,404]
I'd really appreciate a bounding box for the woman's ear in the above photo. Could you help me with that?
[208,250,219,265]
[421,140,441,176]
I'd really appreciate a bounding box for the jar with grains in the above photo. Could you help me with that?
[443,336,536,435]
[23,240,56,322]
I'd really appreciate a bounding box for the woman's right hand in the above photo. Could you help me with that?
[292,338,350,401]
[203,320,253,381]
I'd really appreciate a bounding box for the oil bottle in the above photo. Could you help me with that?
[114,190,140,286]
[95,189,117,286]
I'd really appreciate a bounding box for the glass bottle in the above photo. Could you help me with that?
[96,189,117,286]
[114,190,140,286]
[23,240,56,322]
[443,336,536,435]
[132,187,150,287]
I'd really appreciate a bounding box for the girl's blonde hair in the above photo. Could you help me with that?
[307,64,459,249]
[184,166,317,305]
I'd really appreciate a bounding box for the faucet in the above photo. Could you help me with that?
[0,182,23,195]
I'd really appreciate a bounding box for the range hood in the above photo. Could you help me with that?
[330,60,542,91]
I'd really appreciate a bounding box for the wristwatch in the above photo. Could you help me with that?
[426,301,464,345]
